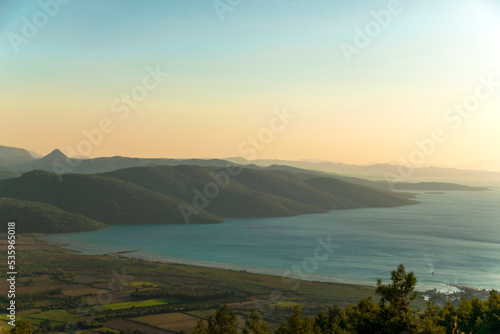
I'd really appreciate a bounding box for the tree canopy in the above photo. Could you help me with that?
[193,264,500,334]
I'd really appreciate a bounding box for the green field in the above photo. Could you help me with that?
[103,297,184,310]
[27,309,84,323]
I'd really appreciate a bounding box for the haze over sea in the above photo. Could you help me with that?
[44,190,500,292]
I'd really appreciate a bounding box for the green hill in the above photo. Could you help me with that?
[0,167,20,180]
[303,177,417,207]
[0,166,419,233]
[0,197,107,233]
[0,170,222,226]
[100,165,323,218]
[100,165,418,218]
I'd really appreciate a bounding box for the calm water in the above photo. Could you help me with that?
[43,191,500,292]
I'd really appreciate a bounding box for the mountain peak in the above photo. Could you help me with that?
[43,149,68,160]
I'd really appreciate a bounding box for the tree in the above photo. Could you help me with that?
[207,305,238,334]
[415,302,446,334]
[349,297,382,333]
[10,319,33,334]
[275,305,315,334]
[481,290,500,333]
[192,319,207,334]
[315,304,356,334]
[435,301,457,331]
[376,264,417,333]
[36,319,52,333]
[452,315,468,334]
[243,308,270,334]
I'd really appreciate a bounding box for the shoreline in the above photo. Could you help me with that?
[44,237,380,290]
[47,239,466,295]
[112,253,467,294]
[41,190,500,295]
[115,252,375,287]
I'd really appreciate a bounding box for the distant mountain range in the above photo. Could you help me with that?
[3,147,231,175]
[1,145,498,186]
[248,164,490,192]
[0,145,37,167]
[0,144,494,233]
[225,158,500,187]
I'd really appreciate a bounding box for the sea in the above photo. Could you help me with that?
[43,190,500,293]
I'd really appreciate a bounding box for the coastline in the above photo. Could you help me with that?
[47,238,463,294]
[45,237,378,289]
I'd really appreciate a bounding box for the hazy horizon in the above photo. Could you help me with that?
[6,145,499,173]
[2,0,500,172]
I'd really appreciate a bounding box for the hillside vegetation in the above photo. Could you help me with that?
[194,265,500,334]
[0,170,222,229]
[101,165,418,218]
[100,165,325,218]
[0,197,106,233]
[0,167,20,180]
[0,165,418,233]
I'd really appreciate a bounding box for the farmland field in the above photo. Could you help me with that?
[132,312,201,331]
[103,297,184,310]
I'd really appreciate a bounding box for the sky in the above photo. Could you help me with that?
[1,0,500,171]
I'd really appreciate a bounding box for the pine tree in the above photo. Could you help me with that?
[207,305,238,334]
[243,308,270,334]
[275,305,315,334]
[376,264,417,333]
[192,319,207,334]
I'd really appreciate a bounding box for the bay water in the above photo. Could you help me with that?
[43,191,500,292]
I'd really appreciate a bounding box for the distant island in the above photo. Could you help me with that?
[380,181,490,191]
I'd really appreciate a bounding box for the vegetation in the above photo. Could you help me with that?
[0,197,106,233]
[0,164,419,232]
[243,308,271,334]
[208,305,239,333]
[193,265,500,334]
[0,167,20,180]
[303,176,415,208]
[0,170,222,230]
[101,165,326,217]
[103,298,182,310]
[100,165,417,218]
[9,319,33,334]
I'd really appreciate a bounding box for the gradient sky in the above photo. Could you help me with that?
[1,0,499,171]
